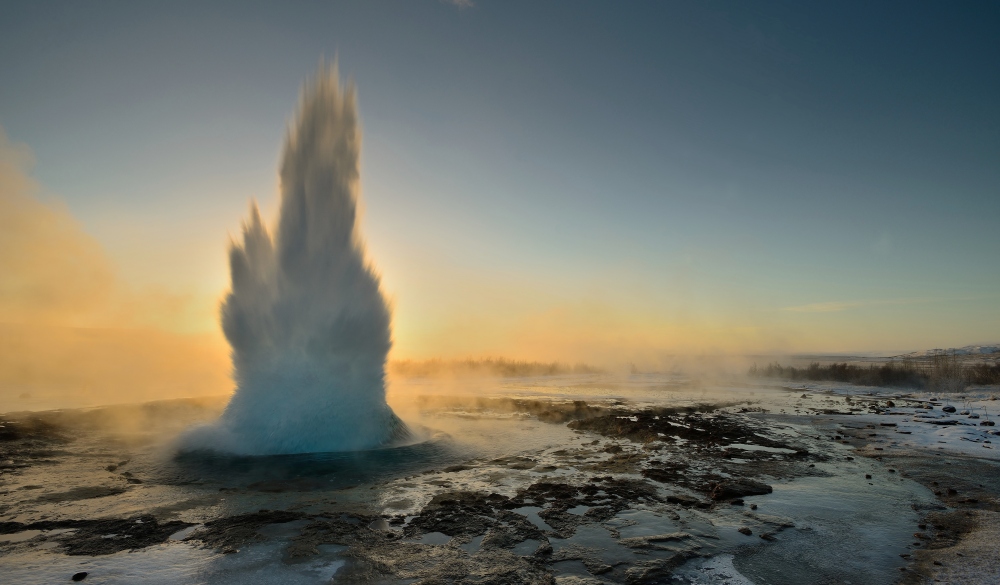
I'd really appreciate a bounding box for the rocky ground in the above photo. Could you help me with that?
[1,387,998,584]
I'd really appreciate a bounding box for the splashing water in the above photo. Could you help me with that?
[182,67,407,455]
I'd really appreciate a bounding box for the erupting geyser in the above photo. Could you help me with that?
[183,66,407,454]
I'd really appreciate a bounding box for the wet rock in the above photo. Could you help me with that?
[624,552,698,584]
[21,515,196,556]
[618,532,692,550]
[942,406,957,413]
[71,572,88,582]
[368,517,390,531]
[406,491,504,538]
[356,544,556,584]
[709,479,772,501]
[550,544,615,576]
[587,563,613,575]
[34,486,127,503]
[189,509,303,551]
[286,515,377,557]
[582,452,645,474]
[555,578,605,585]
[665,494,706,508]
[738,527,752,536]
[481,510,546,549]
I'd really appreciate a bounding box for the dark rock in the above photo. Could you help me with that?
[46,515,194,555]
[190,510,303,551]
[406,491,503,538]
[665,494,701,507]
[738,527,752,536]
[71,573,88,582]
[942,406,957,413]
[709,479,772,501]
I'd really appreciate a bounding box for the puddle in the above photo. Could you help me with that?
[511,538,541,555]
[168,525,202,541]
[724,443,798,454]
[458,534,485,553]
[731,469,935,585]
[512,506,550,531]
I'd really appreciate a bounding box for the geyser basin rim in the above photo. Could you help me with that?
[177,424,439,460]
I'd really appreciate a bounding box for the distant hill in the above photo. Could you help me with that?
[896,345,1000,358]
[388,358,604,378]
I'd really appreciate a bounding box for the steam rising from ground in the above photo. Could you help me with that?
[183,67,405,454]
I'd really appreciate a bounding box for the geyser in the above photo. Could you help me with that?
[183,66,406,455]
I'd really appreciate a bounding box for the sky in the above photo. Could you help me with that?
[1,1,999,405]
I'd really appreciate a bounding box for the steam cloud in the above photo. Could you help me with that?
[183,66,407,454]
[0,127,230,412]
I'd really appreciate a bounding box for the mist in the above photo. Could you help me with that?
[0,127,230,413]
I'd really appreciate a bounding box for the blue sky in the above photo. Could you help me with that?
[1,0,998,358]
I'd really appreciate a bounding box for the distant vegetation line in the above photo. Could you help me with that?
[749,356,1000,391]
[388,358,604,378]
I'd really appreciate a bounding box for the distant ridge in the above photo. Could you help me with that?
[895,344,1000,359]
